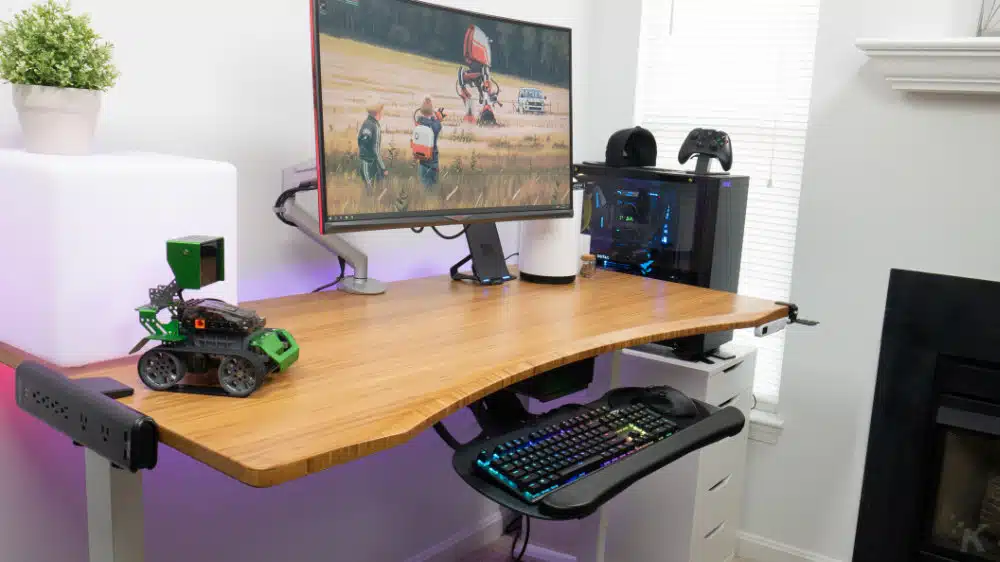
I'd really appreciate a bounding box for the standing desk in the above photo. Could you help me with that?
[1,270,788,562]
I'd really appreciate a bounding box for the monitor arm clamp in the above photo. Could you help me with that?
[275,162,387,296]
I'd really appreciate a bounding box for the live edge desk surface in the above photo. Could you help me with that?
[3,270,787,488]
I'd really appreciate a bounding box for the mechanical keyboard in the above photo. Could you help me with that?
[475,403,676,503]
[452,386,745,519]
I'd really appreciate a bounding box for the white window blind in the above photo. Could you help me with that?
[635,0,821,403]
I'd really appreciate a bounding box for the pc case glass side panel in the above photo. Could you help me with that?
[587,176,700,284]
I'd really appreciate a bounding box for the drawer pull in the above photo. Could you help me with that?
[709,474,731,492]
[723,360,745,373]
[718,394,739,408]
[705,521,726,540]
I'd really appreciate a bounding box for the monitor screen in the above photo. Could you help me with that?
[312,0,573,232]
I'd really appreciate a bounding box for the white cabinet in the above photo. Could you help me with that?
[0,150,238,366]
[603,344,755,562]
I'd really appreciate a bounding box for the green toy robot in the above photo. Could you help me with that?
[130,236,299,397]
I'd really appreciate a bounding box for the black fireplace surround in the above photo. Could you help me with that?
[856,269,1000,561]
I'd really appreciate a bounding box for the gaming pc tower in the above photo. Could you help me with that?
[277,0,575,294]
[575,163,750,358]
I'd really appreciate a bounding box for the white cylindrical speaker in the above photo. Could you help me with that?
[518,187,584,284]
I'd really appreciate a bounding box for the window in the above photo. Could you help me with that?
[635,0,821,403]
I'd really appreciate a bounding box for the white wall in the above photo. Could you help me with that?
[0,0,599,560]
[741,0,1000,559]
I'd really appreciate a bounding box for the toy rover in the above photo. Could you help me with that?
[130,236,299,397]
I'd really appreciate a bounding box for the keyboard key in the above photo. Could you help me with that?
[538,478,550,487]
[510,469,525,479]
[519,473,540,485]
[501,463,515,472]
[527,482,541,492]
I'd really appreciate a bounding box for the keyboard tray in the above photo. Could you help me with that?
[451,387,745,520]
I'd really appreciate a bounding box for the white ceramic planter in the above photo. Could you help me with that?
[12,84,102,155]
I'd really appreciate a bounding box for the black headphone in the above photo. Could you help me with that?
[605,126,657,167]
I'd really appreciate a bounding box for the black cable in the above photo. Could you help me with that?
[505,252,518,262]
[432,225,469,239]
[510,516,530,560]
[410,225,469,240]
[312,256,347,293]
[274,181,318,227]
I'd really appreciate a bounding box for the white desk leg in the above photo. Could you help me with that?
[85,448,144,562]
[575,351,623,562]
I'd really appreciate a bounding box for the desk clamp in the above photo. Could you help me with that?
[754,301,819,338]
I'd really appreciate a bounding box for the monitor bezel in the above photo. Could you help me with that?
[310,0,575,234]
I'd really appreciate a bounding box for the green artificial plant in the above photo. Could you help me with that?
[0,0,119,90]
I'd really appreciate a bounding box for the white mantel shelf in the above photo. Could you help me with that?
[856,37,1000,94]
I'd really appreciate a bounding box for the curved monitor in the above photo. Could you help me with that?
[311,0,573,233]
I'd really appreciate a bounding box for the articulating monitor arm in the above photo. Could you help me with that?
[274,164,387,296]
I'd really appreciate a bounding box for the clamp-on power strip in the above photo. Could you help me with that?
[755,301,818,337]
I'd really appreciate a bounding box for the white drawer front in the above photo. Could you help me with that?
[699,390,750,491]
[693,518,737,562]
[705,355,754,406]
[696,466,742,540]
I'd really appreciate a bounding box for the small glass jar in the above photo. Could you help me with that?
[580,254,597,278]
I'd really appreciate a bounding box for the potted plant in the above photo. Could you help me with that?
[0,0,119,155]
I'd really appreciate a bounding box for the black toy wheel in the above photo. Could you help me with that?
[138,349,187,391]
[217,356,263,398]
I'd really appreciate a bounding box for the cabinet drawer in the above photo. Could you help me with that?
[694,518,737,562]
[696,468,742,539]
[699,390,750,491]
[706,356,754,406]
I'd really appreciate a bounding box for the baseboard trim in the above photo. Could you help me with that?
[404,511,504,562]
[523,544,577,562]
[738,532,844,562]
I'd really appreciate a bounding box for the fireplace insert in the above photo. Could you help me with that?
[855,270,1000,562]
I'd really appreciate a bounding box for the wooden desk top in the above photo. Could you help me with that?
[2,271,787,487]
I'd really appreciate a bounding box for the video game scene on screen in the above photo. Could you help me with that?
[316,0,572,217]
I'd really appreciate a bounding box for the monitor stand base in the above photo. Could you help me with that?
[339,276,387,295]
[450,223,516,286]
[276,195,387,296]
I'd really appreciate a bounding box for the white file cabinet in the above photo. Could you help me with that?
[603,343,755,562]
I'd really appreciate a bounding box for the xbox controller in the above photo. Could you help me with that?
[678,128,733,172]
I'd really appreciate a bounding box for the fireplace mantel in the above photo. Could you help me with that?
[856,38,1000,94]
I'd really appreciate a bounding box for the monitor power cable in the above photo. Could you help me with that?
[411,225,470,240]
[312,256,347,293]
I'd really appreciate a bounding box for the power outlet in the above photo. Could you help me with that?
[15,362,158,471]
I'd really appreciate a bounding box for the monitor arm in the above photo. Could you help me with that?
[275,163,387,296]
